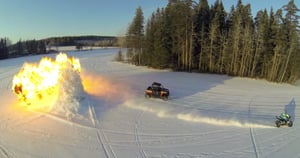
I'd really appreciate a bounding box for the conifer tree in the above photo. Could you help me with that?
[252,10,269,77]
[128,0,300,83]
[0,38,9,59]
[208,0,226,72]
[194,0,210,72]
[126,6,144,65]
[279,0,300,82]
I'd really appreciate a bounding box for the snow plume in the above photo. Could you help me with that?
[176,114,272,128]
[125,100,273,129]
[52,62,85,119]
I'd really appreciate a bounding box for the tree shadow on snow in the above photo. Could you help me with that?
[285,98,296,122]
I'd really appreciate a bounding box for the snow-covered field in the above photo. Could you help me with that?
[0,48,299,158]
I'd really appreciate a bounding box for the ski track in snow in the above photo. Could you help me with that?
[0,69,16,92]
[88,96,117,158]
[0,144,13,158]
[32,110,95,130]
[134,110,147,158]
[263,125,300,157]
[249,97,260,158]
[26,107,241,153]
[250,128,259,158]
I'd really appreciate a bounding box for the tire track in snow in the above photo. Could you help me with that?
[88,105,109,158]
[249,97,260,158]
[0,144,14,158]
[101,128,236,149]
[108,129,242,149]
[227,125,298,155]
[10,114,44,128]
[0,147,10,158]
[30,110,96,131]
[0,67,19,90]
[135,110,147,158]
[103,128,230,137]
[264,125,300,157]
[250,128,259,158]
[88,101,117,158]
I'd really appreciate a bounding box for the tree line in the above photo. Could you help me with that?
[0,38,47,58]
[44,35,117,47]
[125,0,300,83]
[0,38,10,59]
[0,35,118,59]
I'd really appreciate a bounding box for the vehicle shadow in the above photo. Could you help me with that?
[285,98,296,122]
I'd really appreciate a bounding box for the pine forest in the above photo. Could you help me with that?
[125,0,300,84]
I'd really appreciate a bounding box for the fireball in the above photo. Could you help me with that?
[12,52,81,109]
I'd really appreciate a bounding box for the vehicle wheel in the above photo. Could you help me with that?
[145,94,151,98]
[162,96,168,101]
[288,120,293,127]
[275,120,281,128]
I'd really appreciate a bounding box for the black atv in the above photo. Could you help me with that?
[275,115,293,128]
[145,82,169,100]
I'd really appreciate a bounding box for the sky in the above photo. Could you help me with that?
[0,0,299,44]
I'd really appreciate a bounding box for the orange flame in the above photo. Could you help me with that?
[81,71,130,102]
[12,53,81,109]
[81,72,117,98]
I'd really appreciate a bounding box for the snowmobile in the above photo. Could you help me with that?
[275,113,293,128]
[145,82,169,100]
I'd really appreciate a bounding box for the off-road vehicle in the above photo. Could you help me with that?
[145,82,169,100]
[275,113,293,127]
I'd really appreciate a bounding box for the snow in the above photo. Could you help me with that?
[0,48,299,158]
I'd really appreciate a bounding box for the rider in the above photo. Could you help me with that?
[280,113,290,122]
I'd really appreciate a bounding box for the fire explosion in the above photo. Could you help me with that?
[12,53,81,108]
